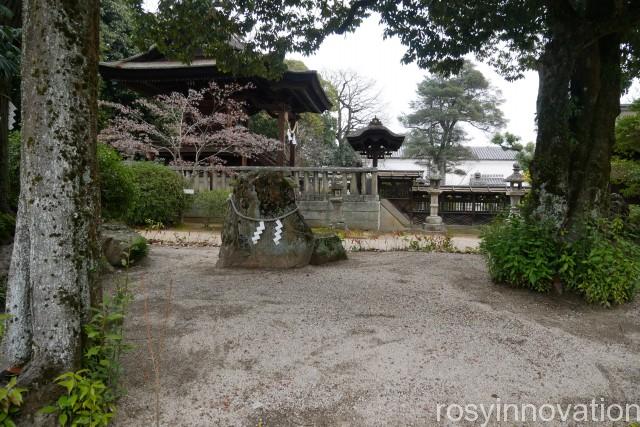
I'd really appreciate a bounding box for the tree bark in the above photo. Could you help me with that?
[528,34,576,226]
[4,0,100,388]
[529,3,622,232]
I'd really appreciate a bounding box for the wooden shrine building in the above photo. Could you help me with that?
[346,118,405,167]
[99,46,332,166]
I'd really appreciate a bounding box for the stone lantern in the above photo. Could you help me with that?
[424,173,445,232]
[505,163,526,211]
[429,172,441,189]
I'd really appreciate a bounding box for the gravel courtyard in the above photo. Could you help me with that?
[114,246,640,426]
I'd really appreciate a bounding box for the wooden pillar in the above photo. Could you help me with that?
[241,156,248,166]
[277,109,288,166]
[289,115,297,167]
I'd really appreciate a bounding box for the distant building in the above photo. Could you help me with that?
[369,145,520,186]
[358,144,524,226]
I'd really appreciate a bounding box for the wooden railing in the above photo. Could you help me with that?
[170,166,380,199]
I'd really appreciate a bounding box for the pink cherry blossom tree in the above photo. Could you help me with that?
[99,82,281,167]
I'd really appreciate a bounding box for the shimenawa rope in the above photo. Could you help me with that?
[227,195,299,222]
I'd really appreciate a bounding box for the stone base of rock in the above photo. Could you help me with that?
[217,171,315,269]
[100,223,148,267]
[310,234,348,265]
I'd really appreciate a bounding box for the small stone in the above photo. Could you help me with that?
[310,234,348,265]
[100,222,148,267]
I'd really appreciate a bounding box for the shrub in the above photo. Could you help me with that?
[127,236,148,265]
[566,220,640,306]
[192,189,230,226]
[125,162,187,226]
[480,215,559,293]
[480,215,640,305]
[97,144,137,220]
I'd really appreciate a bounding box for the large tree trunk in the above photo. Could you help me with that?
[529,7,622,232]
[3,0,100,388]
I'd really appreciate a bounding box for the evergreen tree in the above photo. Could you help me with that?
[401,61,504,176]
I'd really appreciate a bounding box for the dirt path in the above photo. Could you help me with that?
[114,246,640,426]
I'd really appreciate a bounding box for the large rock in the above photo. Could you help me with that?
[217,171,315,268]
[100,222,148,267]
[310,234,348,265]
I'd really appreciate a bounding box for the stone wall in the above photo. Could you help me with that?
[297,197,381,230]
[183,195,410,231]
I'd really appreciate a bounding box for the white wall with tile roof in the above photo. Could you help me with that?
[363,146,521,187]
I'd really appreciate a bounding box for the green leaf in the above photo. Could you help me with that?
[38,405,58,414]
[58,379,75,394]
[58,413,68,426]
[85,346,101,358]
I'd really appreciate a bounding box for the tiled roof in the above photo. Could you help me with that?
[468,146,518,160]
[468,174,507,187]
[394,145,518,160]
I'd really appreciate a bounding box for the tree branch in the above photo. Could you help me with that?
[333,0,377,34]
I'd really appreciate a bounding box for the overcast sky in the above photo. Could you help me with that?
[142,0,637,146]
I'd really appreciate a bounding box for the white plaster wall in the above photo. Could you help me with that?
[365,157,518,186]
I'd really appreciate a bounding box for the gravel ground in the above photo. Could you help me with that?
[114,246,640,426]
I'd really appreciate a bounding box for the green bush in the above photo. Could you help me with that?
[192,189,230,226]
[0,212,15,245]
[480,215,560,292]
[566,220,640,305]
[480,215,640,306]
[97,144,136,220]
[125,162,187,226]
